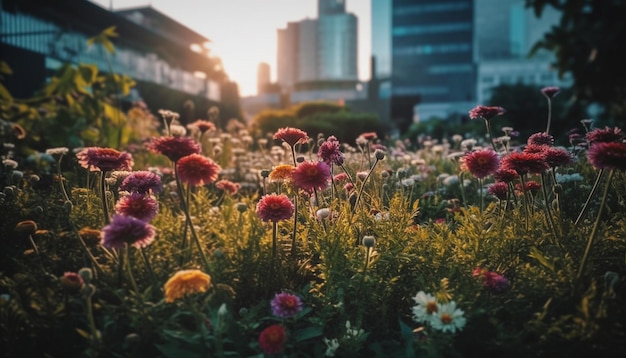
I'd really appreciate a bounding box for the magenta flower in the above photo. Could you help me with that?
[493,167,518,183]
[473,267,510,293]
[176,154,222,187]
[292,160,331,193]
[215,179,240,195]
[120,171,163,194]
[543,147,573,168]
[273,127,308,147]
[114,193,159,222]
[527,132,554,146]
[463,149,500,179]
[101,214,156,249]
[76,147,133,172]
[317,136,344,165]
[146,136,200,162]
[468,105,506,121]
[256,194,295,222]
[587,142,626,170]
[271,292,303,318]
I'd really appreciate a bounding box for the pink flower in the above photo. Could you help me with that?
[215,179,240,195]
[317,136,344,165]
[76,147,133,172]
[176,154,221,187]
[271,292,303,318]
[256,194,295,222]
[543,147,573,168]
[292,161,331,193]
[587,142,626,170]
[516,180,541,194]
[114,193,159,222]
[463,149,500,179]
[468,105,505,121]
[146,136,200,162]
[541,86,560,99]
[487,182,508,200]
[258,324,286,355]
[586,127,625,144]
[273,127,308,147]
[190,119,216,134]
[101,214,156,249]
[527,132,554,146]
[493,168,518,183]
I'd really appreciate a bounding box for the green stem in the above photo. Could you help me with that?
[290,195,298,258]
[540,173,560,243]
[125,245,140,297]
[575,169,615,291]
[575,169,605,225]
[272,221,278,260]
[100,171,110,225]
[545,98,552,134]
[352,158,379,213]
[484,119,497,152]
[56,156,71,203]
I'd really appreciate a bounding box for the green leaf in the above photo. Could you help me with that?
[293,326,323,343]
[398,319,416,358]
[0,83,13,101]
[528,246,555,273]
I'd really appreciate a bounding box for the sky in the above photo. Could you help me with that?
[88,0,371,97]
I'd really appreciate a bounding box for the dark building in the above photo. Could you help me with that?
[0,0,241,123]
[390,0,475,131]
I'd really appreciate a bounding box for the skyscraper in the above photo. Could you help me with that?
[257,62,270,95]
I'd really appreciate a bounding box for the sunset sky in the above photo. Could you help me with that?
[88,0,372,97]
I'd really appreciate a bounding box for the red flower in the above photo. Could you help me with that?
[468,105,505,121]
[146,136,200,162]
[543,147,573,168]
[256,194,295,222]
[516,180,541,194]
[487,181,508,200]
[258,324,286,355]
[292,161,331,193]
[176,154,221,187]
[493,168,518,183]
[76,147,133,172]
[114,193,159,222]
[190,119,216,134]
[527,132,554,146]
[215,179,240,195]
[587,142,626,170]
[585,127,625,144]
[273,127,308,147]
[462,149,500,179]
[318,136,344,165]
[501,152,549,176]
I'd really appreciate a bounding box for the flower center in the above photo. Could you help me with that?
[426,301,438,314]
[441,313,453,324]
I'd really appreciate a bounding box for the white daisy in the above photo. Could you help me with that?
[430,301,467,333]
[411,291,438,323]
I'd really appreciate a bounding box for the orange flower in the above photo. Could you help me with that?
[269,164,295,183]
[164,269,212,303]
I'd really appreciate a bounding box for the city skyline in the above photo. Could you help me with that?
[88,0,371,97]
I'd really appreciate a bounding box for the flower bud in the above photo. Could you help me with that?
[78,267,94,284]
[236,202,248,213]
[14,220,37,236]
[362,235,376,248]
[61,272,84,294]
[374,149,385,160]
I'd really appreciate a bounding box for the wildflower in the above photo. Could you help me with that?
[586,126,625,144]
[273,127,308,147]
[541,86,560,99]
[430,301,467,333]
[516,180,541,194]
[215,179,240,195]
[256,193,295,222]
[271,291,303,318]
[587,142,626,170]
[463,149,500,179]
[258,324,286,355]
[146,136,200,162]
[292,160,331,193]
[482,271,511,293]
[493,167,518,183]
[78,227,102,244]
[76,147,134,172]
[527,132,554,146]
[318,136,344,165]
[190,119,216,134]
[45,147,69,156]
[114,193,159,222]
[411,291,438,323]
[468,105,505,121]
[461,138,477,151]
[163,269,212,303]
[100,214,156,249]
[120,171,163,194]
[501,152,549,175]
[269,164,295,183]
[488,181,508,200]
[360,132,378,140]
[333,172,349,182]
[61,272,84,294]
[176,154,221,187]
[544,147,573,168]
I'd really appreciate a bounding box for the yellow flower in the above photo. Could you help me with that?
[163,269,212,303]
[269,164,295,183]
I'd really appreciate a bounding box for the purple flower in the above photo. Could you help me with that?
[120,171,163,194]
[271,292,303,318]
[101,214,156,249]
[468,105,506,121]
[587,142,626,170]
[541,86,560,99]
[76,147,134,172]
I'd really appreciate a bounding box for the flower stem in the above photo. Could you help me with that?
[99,171,110,225]
[575,168,605,226]
[545,98,553,134]
[540,173,560,243]
[272,221,278,260]
[575,169,615,291]
[484,119,497,152]
[290,195,298,258]
[352,158,379,213]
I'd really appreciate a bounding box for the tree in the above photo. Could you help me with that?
[527,0,626,125]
